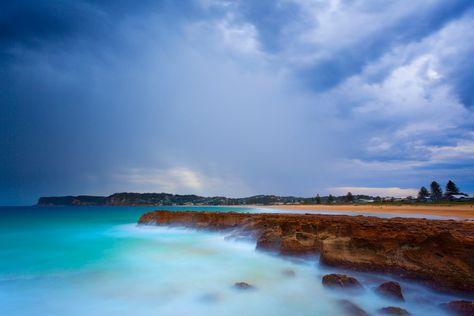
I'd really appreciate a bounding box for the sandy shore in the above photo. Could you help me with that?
[251,204,474,219]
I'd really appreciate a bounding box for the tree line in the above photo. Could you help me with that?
[309,180,468,205]
[417,180,465,201]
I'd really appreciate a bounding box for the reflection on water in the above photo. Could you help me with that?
[0,206,463,315]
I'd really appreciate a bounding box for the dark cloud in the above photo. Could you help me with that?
[0,0,204,52]
[1,0,473,205]
[1,1,100,48]
[300,0,474,91]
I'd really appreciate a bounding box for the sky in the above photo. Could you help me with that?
[1,0,473,205]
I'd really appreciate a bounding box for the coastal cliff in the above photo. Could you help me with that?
[138,210,474,294]
[37,193,313,206]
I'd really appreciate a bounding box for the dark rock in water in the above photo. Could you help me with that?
[440,300,474,316]
[233,282,254,290]
[282,268,296,277]
[377,307,410,315]
[376,281,404,301]
[199,293,221,303]
[138,210,474,294]
[322,274,362,290]
[337,299,369,316]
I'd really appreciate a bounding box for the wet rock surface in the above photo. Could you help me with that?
[199,292,221,303]
[138,210,474,294]
[440,300,474,316]
[322,274,362,290]
[337,299,369,316]
[282,268,295,277]
[377,307,410,315]
[233,282,254,290]
[376,281,404,301]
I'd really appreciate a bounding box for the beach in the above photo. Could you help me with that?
[257,204,474,219]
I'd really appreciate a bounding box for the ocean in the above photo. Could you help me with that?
[0,206,461,315]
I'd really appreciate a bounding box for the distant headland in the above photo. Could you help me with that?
[37,192,340,206]
[37,190,472,207]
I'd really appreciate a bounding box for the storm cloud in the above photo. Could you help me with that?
[1,0,473,204]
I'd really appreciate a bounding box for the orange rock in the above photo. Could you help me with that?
[138,210,474,294]
[376,281,404,301]
[440,300,474,316]
[337,299,369,316]
[322,274,362,290]
[377,306,410,315]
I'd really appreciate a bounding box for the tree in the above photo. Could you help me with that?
[417,186,429,200]
[345,192,354,203]
[315,194,321,204]
[328,194,334,204]
[430,181,443,201]
[445,180,460,197]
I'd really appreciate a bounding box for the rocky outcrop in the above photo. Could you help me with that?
[282,269,295,277]
[377,307,410,315]
[322,274,362,290]
[376,282,404,301]
[337,300,369,316]
[440,300,474,316]
[233,282,254,290]
[37,193,319,206]
[138,210,474,294]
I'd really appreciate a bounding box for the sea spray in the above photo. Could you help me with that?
[0,206,462,315]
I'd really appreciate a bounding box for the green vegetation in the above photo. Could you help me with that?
[445,180,460,196]
[417,187,429,200]
[315,194,321,204]
[417,180,469,202]
[37,180,471,206]
[430,181,443,201]
[327,195,335,204]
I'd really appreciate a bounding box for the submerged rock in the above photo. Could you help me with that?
[282,268,296,277]
[322,274,362,290]
[440,300,474,316]
[377,307,410,315]
[376,281,404,301]
[337,299,369,316]
[199,292,221,303]
[138,210,474,294]
[233,282,254,290]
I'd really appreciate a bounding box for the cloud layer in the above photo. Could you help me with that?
[1,0,473,204]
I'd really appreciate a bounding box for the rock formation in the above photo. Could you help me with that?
[376,281,404,301]
[138,210,474,294]
[377,306,410,315]
[337,299,369,316]
[440,300,474,316]
[322,274,362,290]
[281,269,296,277]
[233,282,254,290]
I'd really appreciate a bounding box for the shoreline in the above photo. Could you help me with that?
[138,210,474,294]
[249,204,474,219]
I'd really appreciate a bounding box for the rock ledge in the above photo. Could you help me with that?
[138,210,474,294]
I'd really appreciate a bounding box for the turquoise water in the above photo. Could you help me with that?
[0,206,460,315]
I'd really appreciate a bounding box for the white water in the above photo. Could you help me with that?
[0,206,464,315]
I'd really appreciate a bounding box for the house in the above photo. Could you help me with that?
[449,194,470,201]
